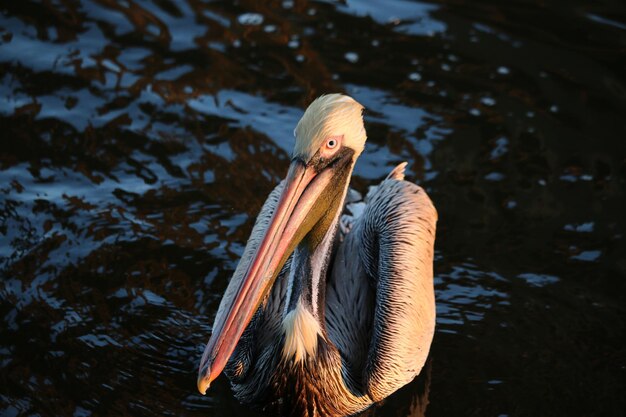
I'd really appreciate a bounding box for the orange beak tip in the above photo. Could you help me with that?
[197,364,212,395]
[197,375,211,395]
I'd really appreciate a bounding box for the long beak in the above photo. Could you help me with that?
[197,158,337,394]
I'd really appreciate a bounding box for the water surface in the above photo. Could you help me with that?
[1,0,625,416]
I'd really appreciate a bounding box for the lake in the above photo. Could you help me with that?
[1,0,625,416]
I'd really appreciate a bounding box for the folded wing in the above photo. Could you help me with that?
[326,163,437,401]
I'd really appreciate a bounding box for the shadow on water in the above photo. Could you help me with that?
[1,0,625,416]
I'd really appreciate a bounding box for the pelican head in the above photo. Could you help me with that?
[293,94,366,162]
[198,94,366,394]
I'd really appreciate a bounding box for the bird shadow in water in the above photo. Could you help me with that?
[359,358,432,417]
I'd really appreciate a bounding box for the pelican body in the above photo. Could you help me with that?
[198,94,437,417]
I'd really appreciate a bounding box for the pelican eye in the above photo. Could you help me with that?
[320,135,343,159]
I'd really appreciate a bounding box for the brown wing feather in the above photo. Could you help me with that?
[326,163,437,401]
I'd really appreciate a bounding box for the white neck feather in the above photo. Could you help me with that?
[281,300,323,363]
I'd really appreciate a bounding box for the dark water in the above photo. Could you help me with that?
[1,0,625,416]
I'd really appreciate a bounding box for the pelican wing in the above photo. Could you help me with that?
[326,163,437,401]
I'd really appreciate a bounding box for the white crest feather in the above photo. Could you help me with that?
[293,94,366,161]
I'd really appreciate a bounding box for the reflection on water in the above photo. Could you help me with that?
[1,0,625,416]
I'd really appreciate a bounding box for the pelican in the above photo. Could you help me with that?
[197,94,437,417]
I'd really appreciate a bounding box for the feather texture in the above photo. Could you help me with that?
[328,164,437,402]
